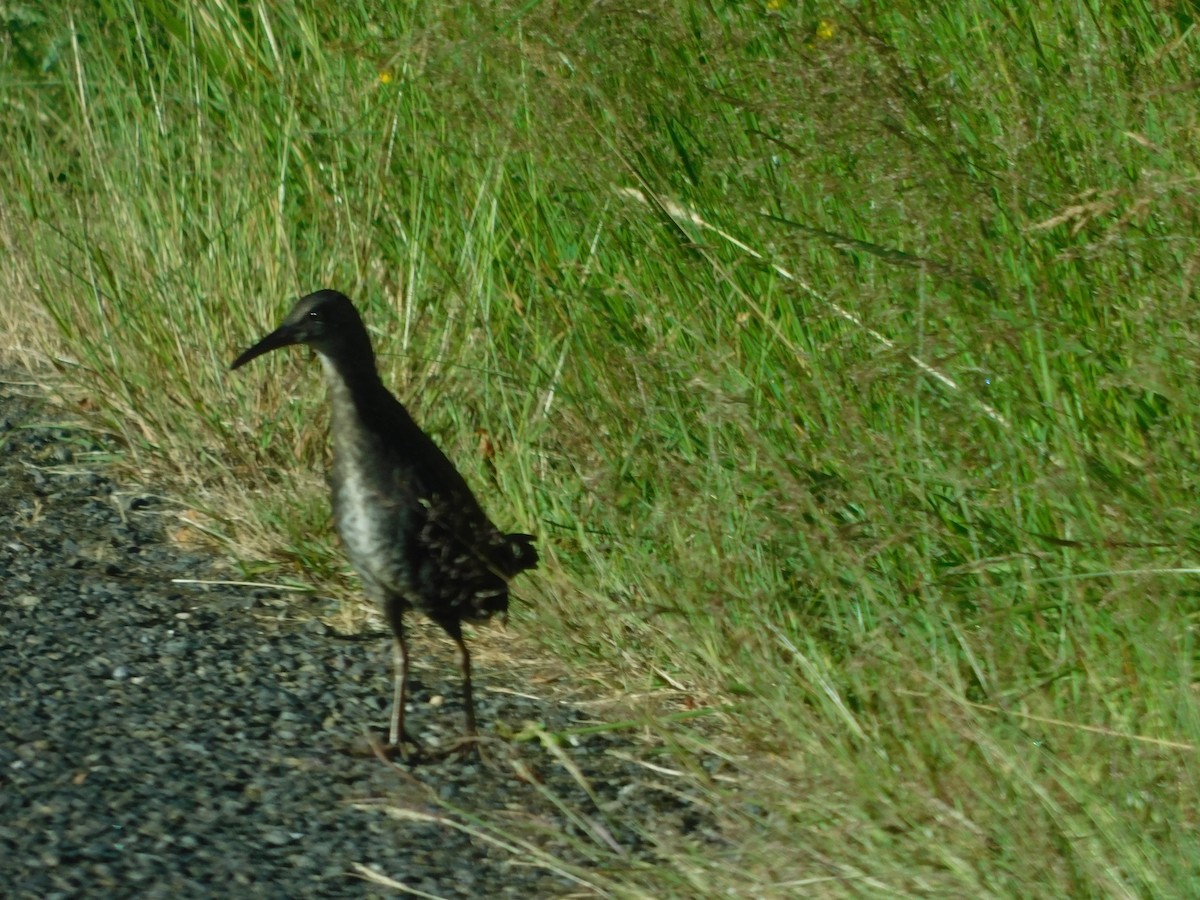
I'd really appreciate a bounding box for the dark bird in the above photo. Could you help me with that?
[231,289,537,757]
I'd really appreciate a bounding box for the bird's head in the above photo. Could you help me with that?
[231,289,372,371]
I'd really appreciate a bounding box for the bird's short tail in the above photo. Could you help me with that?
[502,533,538,577]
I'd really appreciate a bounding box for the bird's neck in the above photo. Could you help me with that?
[318,352,387,421]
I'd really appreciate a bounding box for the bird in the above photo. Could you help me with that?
[231,289,537,758]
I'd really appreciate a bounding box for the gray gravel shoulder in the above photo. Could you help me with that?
[0,380,721,898]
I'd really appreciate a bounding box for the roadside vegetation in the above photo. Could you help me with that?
[4,2,1199,895]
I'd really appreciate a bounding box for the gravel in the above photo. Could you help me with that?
[0,380,720,897]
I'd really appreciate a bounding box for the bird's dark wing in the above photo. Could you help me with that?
[405,492,516,622]
[373,394,538,621]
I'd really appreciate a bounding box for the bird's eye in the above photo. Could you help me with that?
[308,309,323,321]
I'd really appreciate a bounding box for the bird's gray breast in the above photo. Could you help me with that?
[330,454,416,598]
[322,360,416,597]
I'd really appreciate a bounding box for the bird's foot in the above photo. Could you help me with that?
[445,734,482,758]
[362,729,422,765]
[428,733,508,770]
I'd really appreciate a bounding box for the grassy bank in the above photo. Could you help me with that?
[4,1,1199,894]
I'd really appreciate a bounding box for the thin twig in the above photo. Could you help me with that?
[170,578,314,592]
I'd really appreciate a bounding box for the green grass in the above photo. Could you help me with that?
[4,0,1200,894]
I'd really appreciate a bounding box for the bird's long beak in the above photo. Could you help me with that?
[230,324,299,370]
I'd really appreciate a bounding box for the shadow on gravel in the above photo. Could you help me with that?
[0,382,724,898]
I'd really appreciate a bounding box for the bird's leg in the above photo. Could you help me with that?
[442,620,478,745]
[389,630,409,751]
[452,623,477,739]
